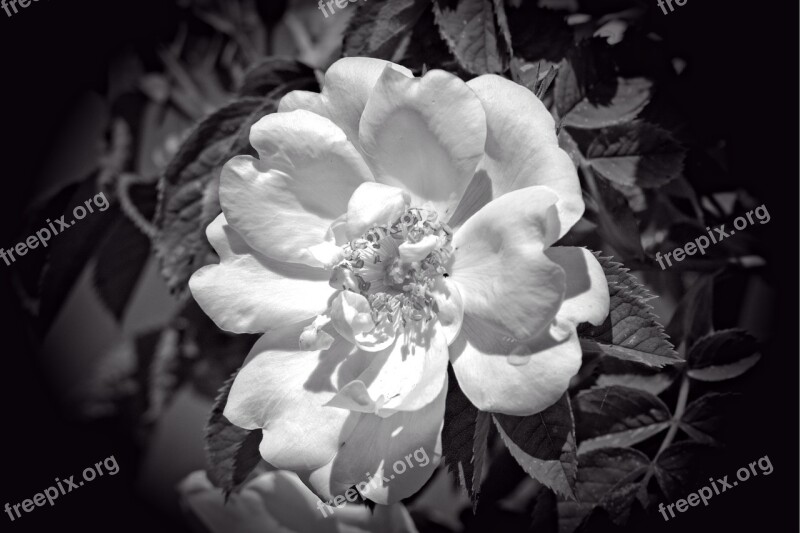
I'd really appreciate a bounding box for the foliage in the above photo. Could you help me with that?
[16,0,770,531]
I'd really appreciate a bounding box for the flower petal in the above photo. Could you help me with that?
[431,277,463,345]
[398,234,439,263]
[545,246,610,326]
[327,320,449,416]
[279,57,414,154]
[359,67,487,218]
[331,291,377,343]
[346,182,411,240]
[303,380,446,504]
[224,324,359,471]
[459,74,584,234]
[220,110,373,266]
[450,315,581,416]
[189,214,334,334]
[450,186,566,341]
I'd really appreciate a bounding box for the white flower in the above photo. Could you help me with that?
[189,57,609,504]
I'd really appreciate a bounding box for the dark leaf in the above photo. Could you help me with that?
[653,442,714,500]
[574,386,671,454]
[470,410,491,510]
[530,488,559,533]
[205,372,263,497]
[154,97,277,295]
[554,38,616,119]
[594,373,674,396]
[343,0,430,61]
[584,168,645,261]
[567,122,685,188]
[37,176,119,333]
[565,121,685,188]
[557,448,649,533]
[508,4,573,63]
[179,300,257,400]
[442,369,489,506]
[14,180,83,305]
[518,60,561,100]
[578,254,680,367]
[433,0,509,74]
[581,340,682,369]
[238,57,318,98]
[665,273,715,350]
[399,3,460,73]
[493,393,577,499]
[687,329,760,382]
[536,64,559,100]
[143,326,193,424]
[562,77,652,129]
[680,393,737,445]
[93,181,157,320]
[492,0,514,60]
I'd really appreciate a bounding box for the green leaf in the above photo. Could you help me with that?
[93,181,157,321]
[154,97,275,295]
[493,393,577,499]
[557,448,650,533]
[205,372,263,498]
[653,442,714,500]
[578,254,680,368]
[574,386,671,454]
[433,0,509,75]
[687,329,760,382]
[343,0,430,61]
[567,122,685,189]
[238,58,317,98]
[680,393,737,445]
[441,369,489,507]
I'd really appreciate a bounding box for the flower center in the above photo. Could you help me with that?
[329,207,453,328]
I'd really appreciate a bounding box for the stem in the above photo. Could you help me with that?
[656,374,690,457]
[116,173,159,240]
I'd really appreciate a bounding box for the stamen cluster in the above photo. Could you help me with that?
[330,208,453,329]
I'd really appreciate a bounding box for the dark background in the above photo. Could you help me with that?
[0,0,796,532]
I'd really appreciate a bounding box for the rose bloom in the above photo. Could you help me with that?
[190,58,609,505]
